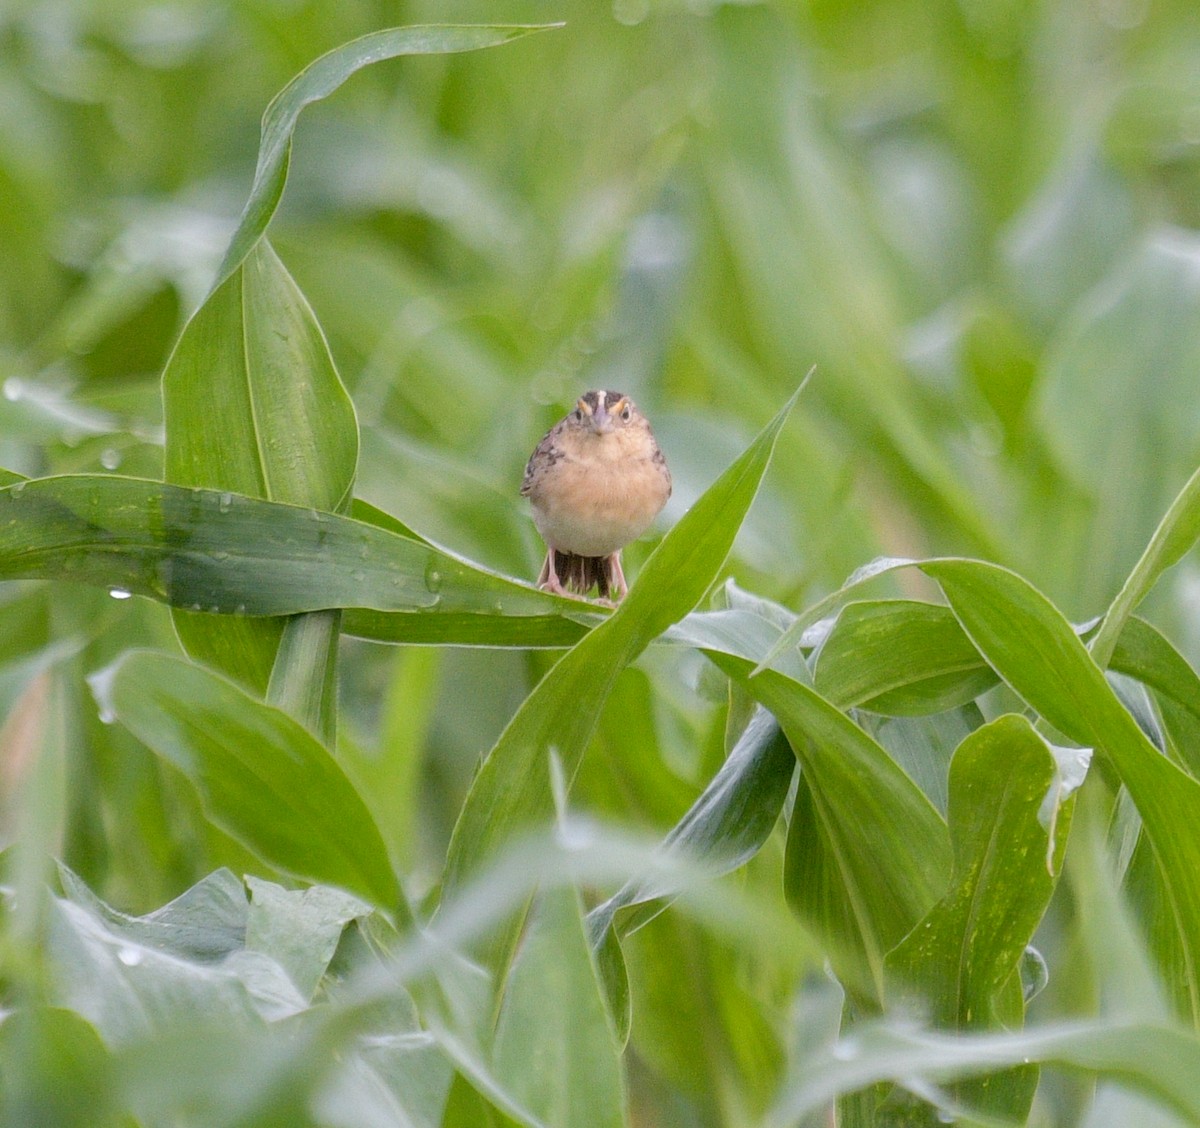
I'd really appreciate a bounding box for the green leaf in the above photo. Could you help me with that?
[0,475,589,643]
[1090,460,1200,669]
[492,886,625,1128]
[163,240,359,691]
[440,381,806,897]
[707,654,950,1005]
[1110,616,1200,776]
[245,876,372,1001]
[885,715,1078,1119]
[922,558,1200,1024]
[48,880,302,1047]
[770,1019,1200,1127]
[0,1007,122,1128]
[165,242,357,510]
[586,707,794,945]
[92,651,401,910]
[814,599,997,714]
[215,24,559,287]
[585,707,795,1047]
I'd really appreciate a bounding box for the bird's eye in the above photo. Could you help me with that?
[572,409,582,422]
[620,405,631,421]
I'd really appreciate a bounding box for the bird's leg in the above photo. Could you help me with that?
[609,553,628,601]
[538,548,569,597]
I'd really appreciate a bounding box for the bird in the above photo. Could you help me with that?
[521,389,671,602]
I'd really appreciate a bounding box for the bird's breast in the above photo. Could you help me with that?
[531,453,670,557]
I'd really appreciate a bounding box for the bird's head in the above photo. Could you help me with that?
[573,389,635,436]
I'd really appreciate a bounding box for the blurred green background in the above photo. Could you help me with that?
[4,0,1200,1117]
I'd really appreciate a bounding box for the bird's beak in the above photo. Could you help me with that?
[589,401,614,434]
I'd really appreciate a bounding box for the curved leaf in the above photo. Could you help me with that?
[163,240,359,691]
[814,599,996,714]
[1110,615,1200,777]
[708,653,950,1005]
[215,25,558,286]
[922,558,1200,1025]
[1091,460,1200,669]
[586,708,794,946]
[92,651,401,910]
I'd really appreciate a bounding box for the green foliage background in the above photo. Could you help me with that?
[4,0,1200,1124]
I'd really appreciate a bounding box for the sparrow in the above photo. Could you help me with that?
[521,389,671,601]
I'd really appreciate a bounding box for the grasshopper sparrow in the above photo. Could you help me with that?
[521,389,671,601]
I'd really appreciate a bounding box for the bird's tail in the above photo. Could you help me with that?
[539,552,617,599]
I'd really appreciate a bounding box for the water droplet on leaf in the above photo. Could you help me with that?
[117,946,143,967]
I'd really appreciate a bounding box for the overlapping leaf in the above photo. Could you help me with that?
[922,559,1200,1024]
[707,654,950,1005]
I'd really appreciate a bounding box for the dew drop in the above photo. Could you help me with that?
[234,603,247,616]
[218,492,233,513]
[493,600,504,614]
[100,448,122,470]
[116,946,143,967]
[424,561,443,594]
[108,588,132,600]
[97,705,116,725]
[2,377,23,402]
[9,480,25,496]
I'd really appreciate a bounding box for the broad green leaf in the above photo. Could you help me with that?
[245,877,372,1001]
[57,865,248,963]
[770,1019,1200,1127]
[163,240,358,691]
[922,559,1200,1024]
[92,651,401,910]
[440,381,805,896]
[886,715,1076,1120]
[215,25,559,286]
[814,599,997,714]
[707,654,950,1005]
[164,243,357,510]
[492,886,625,1128]
[1091,460,1200,669]
[48,885,303,1047]
[0,475,590,645]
